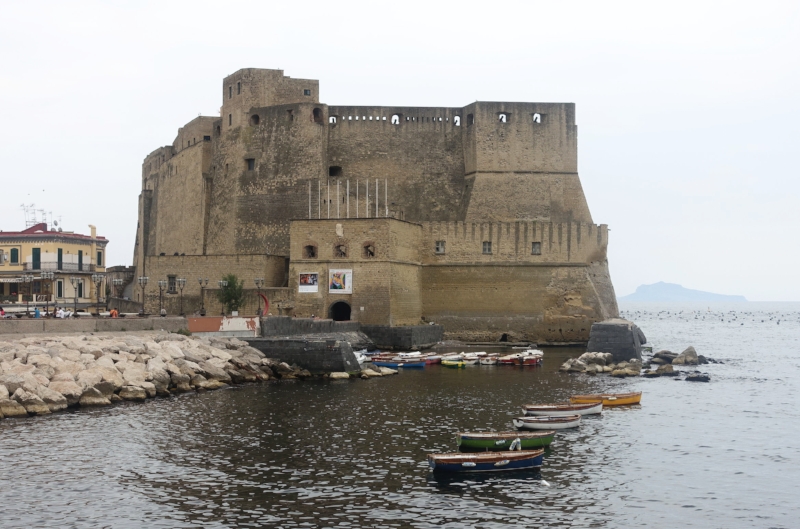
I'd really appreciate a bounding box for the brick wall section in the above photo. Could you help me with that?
[245,338,359,373]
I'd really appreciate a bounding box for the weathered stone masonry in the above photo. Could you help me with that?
[133,68,618,342]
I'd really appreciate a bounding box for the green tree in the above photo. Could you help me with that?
[217,274,245,314]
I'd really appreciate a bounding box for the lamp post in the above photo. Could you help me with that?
[91,273,104,314]
[69,276,80,314]
[138,276,148,315]
[157,279,167,316]
[218,279,228,316]
[254,277,265,315]
[176,278,187,315]
[22,274,34,316]
[198,278,209,316]
[41,271,54,316]
[112,278,124,297]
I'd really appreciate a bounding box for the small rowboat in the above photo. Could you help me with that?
[442,359,465,368]
[397,351,422,358]
[372,360,426,368]
[513,414,581,430]
[522,402,603,416]
[498,349,544,366]
[442,354,463,362]
[570,391,642,407]
[457,430,555,451]
[428,449,544,473]
[423,355,442,364]
[479,355,498,365]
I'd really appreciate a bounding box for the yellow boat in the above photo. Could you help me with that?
[442,360,466,368]
[570,391,642,407]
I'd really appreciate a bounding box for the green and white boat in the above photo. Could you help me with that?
[456,430,556,451]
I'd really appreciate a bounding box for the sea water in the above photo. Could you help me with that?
[0,301,797,528]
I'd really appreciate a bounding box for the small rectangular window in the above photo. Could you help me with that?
[96,250,103,267]
[228,114,232,126]
[0,249,4,266]
[246,158,255,171]
[228,86,232,99]
[304,89,311,96]
[435,241,446,254]
[168,275,177,294]
[203,135,211,141]
[482,241,492,254]
[10,248,18,264]
[531,242,542,255]
[237,82,241,95]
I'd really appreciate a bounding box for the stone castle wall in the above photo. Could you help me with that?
[132,68,619,342]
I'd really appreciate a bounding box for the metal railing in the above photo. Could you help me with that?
[23,262,96,272]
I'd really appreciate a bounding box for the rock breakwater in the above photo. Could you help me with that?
[0,331,392,420]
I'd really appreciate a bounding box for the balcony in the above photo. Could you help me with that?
[23,262,96,273]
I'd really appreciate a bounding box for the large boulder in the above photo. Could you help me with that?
[673,346,699,366]
[79,387,111,406]
[12,388,51,415]
[198,361,232,384]
[119,385,147,401]
[656,364,678,376]
[686,372,710,382]
[559,358,588,373]
[586,319,647,363]
[48,379,83,406]
[35,386,69,412]
[0,398,29,418]
[0,384,8,400]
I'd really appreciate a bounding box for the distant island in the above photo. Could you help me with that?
[619,282,748,302]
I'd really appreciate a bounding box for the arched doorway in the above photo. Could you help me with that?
[329,301,351,321]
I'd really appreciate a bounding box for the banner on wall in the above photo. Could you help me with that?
[298,272,319,293]
[328,269,352,294]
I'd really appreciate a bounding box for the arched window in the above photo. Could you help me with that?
[498,113,508,123]
[453,116,461,126]
[216,125,221,135]
[313,108,323,123]
[250,114,260,126]
[363,243,375,258]
[334,244,347,258]
[533,113,542,124]
[329,116,338,124]
[303,245,317,259]
[467,114,474,126]
[391,114,401,125]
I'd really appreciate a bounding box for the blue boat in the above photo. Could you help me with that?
[427,449,544,473]
[372,360,426,369]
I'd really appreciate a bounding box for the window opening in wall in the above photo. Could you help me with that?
[329,166,343,177]
[237,82,241,95]
[329,116,337,124]
[304,89,311,96]
[287,109,294,121]
[57,280,63,298]
[167,275,176,294]
[482,241,492,254]
[228,86,232,99]
[467,114,474,126]
[96,250,103,267]
[77,281,83,298]
[204,135,211,141]
[216,126,221,135]
[193,138,196,144]
[363,243,375,258]
[531,241,542,255]
[435,240,446,254]
[313,108,323,123]
[303,245,317,259]
[228,114,232,126]
[533,113,542,123]
[329,301,351,321]
[78,250,83,271]
[246,158,255,171]
[391,114,401,124]
[454,116,461,126]
[498,113,508,123]
[334,244,347,258]
[250,114,260,126]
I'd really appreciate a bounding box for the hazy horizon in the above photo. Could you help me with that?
[1,1,798,301]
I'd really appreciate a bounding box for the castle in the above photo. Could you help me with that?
[133,68,618,342]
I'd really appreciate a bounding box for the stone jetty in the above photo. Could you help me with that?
[560,345,716,381]
[0,331,393,420]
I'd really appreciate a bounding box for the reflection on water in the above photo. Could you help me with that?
[1,302,799,528]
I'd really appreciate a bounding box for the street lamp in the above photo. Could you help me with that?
[254,277,265,315]
[138,276,148,315]
[218,279,228,316]
[176,278,187,315]
[41,271,55,316]
[22,274,34,316]
[91,273,104,314]
[69,276,80,314]
[157,279,167,316]
[198,278,209,316]
[112,278,124,298]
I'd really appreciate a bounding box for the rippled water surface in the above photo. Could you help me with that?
[1,301,799,528]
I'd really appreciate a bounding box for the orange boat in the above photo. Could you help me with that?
[570,391,642,407]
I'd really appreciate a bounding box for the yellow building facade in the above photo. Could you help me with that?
[0,223,108,311]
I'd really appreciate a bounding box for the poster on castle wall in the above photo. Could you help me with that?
[298,273,319,293]
[328,269,352,294]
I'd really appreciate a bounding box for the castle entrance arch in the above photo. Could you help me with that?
[329,301,351,321]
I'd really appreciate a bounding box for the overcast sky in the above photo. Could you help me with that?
[1,1,798,300]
